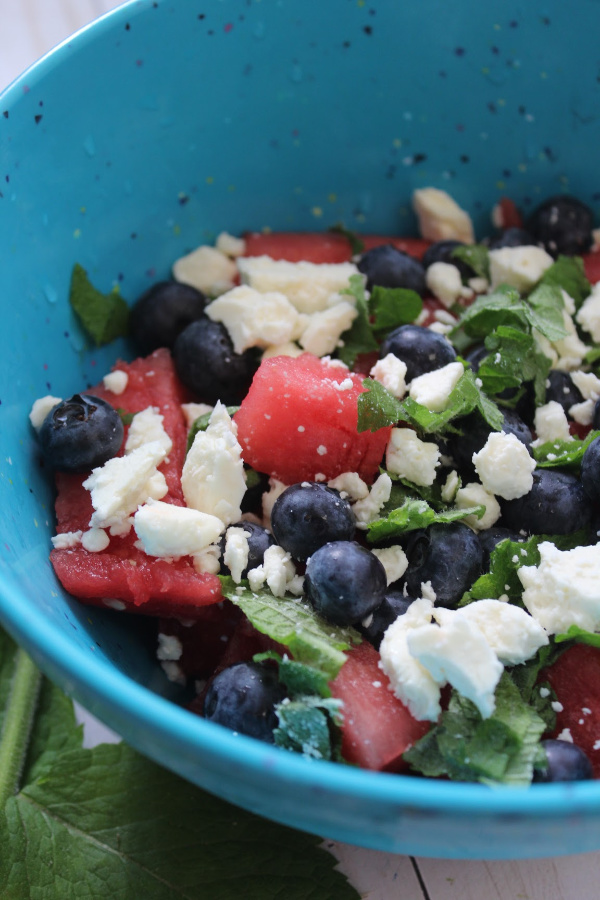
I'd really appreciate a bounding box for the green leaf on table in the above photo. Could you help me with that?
[404,672,547,785]
[69,263,129,346]
[221,578,360,681]
[533,430,600,468]
[367,497,484,542]
[0,628,359,900]
[538,255,591,307]
[451,243,490,280]
[369,286,423,333]
[337,274,379,366]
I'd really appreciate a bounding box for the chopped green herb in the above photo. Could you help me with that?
[554,624,600,648]
[369,286,423,333]
[477,326,551,404]
[337,274,379,366]
[367,497,484,542]
[539,255,591,307]
[451,243,490,280]
[186,405,240,453]
[533,430,600,468]
[69,263,129,346]
[116,407,136,426]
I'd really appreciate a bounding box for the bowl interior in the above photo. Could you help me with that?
[2,0,600,858]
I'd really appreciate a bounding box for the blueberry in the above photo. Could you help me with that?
[38,394,124,473]
[130,281,208,354]
[379,324,457,382]
[270,482,355,562]
[358,589,415,649]
[421,239,474,280]
[220,521,275,578]
[580,435,600,504]
[304,540,387,625]
[500,468,594,535]
[526,195,594,257]
[477,525,525,569]
[401,523,483,608]
[357,245,427,295]
[173,318,259,405]
[544,371,583,415]
[533,739,593,783]
[448,409,532,477]
[487,227,535,249]
[203,661,287,743]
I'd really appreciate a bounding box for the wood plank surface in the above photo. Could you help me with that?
[3,2,600,898]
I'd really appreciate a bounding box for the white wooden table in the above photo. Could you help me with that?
[2,2,598,897]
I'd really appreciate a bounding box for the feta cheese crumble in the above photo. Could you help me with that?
[412,188,475,244]
[488,245,554,293]
[385,428,440,486]
[408,361,464,412]
[472,431,536,500]
[133,498,224,558]
[237,256,361,314]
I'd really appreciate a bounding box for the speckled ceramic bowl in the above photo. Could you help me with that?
[2,0,600,859]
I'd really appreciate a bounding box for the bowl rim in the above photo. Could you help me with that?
[2,0,600,828]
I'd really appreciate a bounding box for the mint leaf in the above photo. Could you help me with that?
[555,624,600,647]
[69,263,129,346]
[404,673,546,785]
[533,430,600,468]
[369,286,422,333]
[452,288,528,341]
[328,223,365,256]
[477,326,551,403]
[392,369,503,435]
[539,255,591,307]
[357,378,403,432]
[116,407,136,426]
[221,579,359,680]
[187,405,240,453]
[451,243,490,280]
[275,697,344,761]
[254,652,332,698]
[0,629,359,900]
[367,497,484,542]
[527,284,568,341]
[337,274,379,366]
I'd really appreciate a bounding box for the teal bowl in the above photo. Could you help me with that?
[2,0,600,858]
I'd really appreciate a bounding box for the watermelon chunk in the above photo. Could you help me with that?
[543,643,600,778]
[243,231,431,264]
[330,641,430,772]
[234,353,392,485]
[50,348,224,616]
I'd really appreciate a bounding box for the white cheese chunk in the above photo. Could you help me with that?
[157,633,183,661]
[173,245,237,296]
[205,284,305,355]
[569,398,595,426]
[327,471,369,502]
[369,353,408,398]
[455,481,500,531]
[472,431,535,500]
[83,441,168,532]
[81,527,110,552]
[352,473,392,530]
[102,370,128,395]
[412,188,475,244]
[378,597,443,722]
[181,402,246,526]
[298,301,358,357]
[215,231,246,258]
[372,545,409,585]
[441,469,460,503]
[408,361,464,412]
[134,498,224,558]
[29,395,62,430]
[488,245,554,293]
[181,402,213,429]
[576,282,600,342]
[408,610,503,719]
[385,428,440,486]
[261,478,289,528]
[552,308,590,371]
[426,261,471,309]
[192,543,222,575]
[223,526,250,583]
[261,342,304,360]
[247,545,296,598]
[237,256,361,314]
[570,370,600,402]
[455,599,548,666]
[532,401,573,446]
[125,406,173,457]
[518,542,600,634]
[51,530,83,549]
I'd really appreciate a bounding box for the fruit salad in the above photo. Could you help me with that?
[31,189,600,786]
